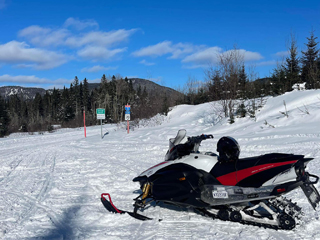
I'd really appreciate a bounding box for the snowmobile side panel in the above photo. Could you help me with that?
[216,160,297,187]
[149,163,219,208]
[138,153,218,178]
[262,167,298,186]
[211,154,300,178]
[200,185,275,205]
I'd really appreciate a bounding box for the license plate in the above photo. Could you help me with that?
[212,191,228,199]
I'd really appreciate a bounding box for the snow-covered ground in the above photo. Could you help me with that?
[1,90,320,240]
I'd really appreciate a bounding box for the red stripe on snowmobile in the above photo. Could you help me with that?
[145,161,168,171]
[216,160,297,186]
[139,161,169,176]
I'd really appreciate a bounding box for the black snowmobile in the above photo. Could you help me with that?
[101,129,320,230]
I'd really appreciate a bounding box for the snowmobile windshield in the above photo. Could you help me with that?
[166,129,187,161]
[165,130,214,161]
[168,129,187,150]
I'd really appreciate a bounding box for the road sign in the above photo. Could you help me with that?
[96,108,105,120]
[125,105,131,115]
[125,114,130,120]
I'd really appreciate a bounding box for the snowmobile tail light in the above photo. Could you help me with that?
[277,188,286,193]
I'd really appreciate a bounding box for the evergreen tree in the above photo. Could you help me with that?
[79,81,84,111]
[161,94,169,115]
[61,87,75,122]
[0,96,10,137]
[73,76,80,115]
[285,33,300,91]
[238,65,247,98]
[301,30,320,89]
[52,88,62,121]
[270,63,286,95]
[208,69,221,100]
[33,93,44,122]
[83,78,89,111]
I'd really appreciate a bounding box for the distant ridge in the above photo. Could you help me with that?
[0,78,183,101]
[0,86,47,100]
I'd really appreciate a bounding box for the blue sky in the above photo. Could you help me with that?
[0,0,319,90]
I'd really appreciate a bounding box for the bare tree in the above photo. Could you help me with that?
[206,46,245,118]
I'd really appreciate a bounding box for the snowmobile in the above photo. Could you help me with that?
[101,129,320,230]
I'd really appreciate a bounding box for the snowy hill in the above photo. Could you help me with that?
[1,90,320,239]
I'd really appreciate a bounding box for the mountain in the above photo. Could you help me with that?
[0,78,183,101]
[0,86,47,100]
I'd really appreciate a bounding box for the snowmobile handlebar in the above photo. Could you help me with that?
[187,134,214,144]
[165,133,214,161]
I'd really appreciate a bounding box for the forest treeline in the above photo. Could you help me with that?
[0,31,320,137]
[0,75,176,137]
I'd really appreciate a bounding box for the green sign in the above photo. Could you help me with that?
[96,109,105,114]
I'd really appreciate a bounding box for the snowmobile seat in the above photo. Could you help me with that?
[236,153,301,169]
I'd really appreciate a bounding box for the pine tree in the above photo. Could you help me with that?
[83,78,89,111]
[52,88,62,122]
[208,69,221,100]
[0,95,10,137]
[238,65,247,99]
[73,76,80,115]
[79,82,84,111]
[161,94,169,115]
[301,30,320,89]
[285,33,300,91]
[271,63,286,95]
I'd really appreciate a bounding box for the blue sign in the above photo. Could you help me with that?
[125,105,131,114]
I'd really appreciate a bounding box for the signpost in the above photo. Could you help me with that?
[125,104,130,134]
[96,108,105,138]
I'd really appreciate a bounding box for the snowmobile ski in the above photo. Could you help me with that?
[100,193,152,221]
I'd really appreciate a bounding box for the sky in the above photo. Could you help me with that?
[0,0,319,90]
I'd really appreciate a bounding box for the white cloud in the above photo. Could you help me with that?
[81,65,118,73]
[77,46,126,60]
[223,49,263,62]
[275,50,290,57]
[182,47,263,68]
[139,59,155,66]
[169,43,199,59]
[132,41,205,60]
[0,41,69,69]
[0,74,71,85]
[19,25,70,47]
[65,29,137,48]
[63,17,99,30]
[182,46,222,65]
[132,41,173,57]
[19,26,137,49]
[18,20,138,62]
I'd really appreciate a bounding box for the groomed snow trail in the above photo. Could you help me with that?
[0,90,320,239]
